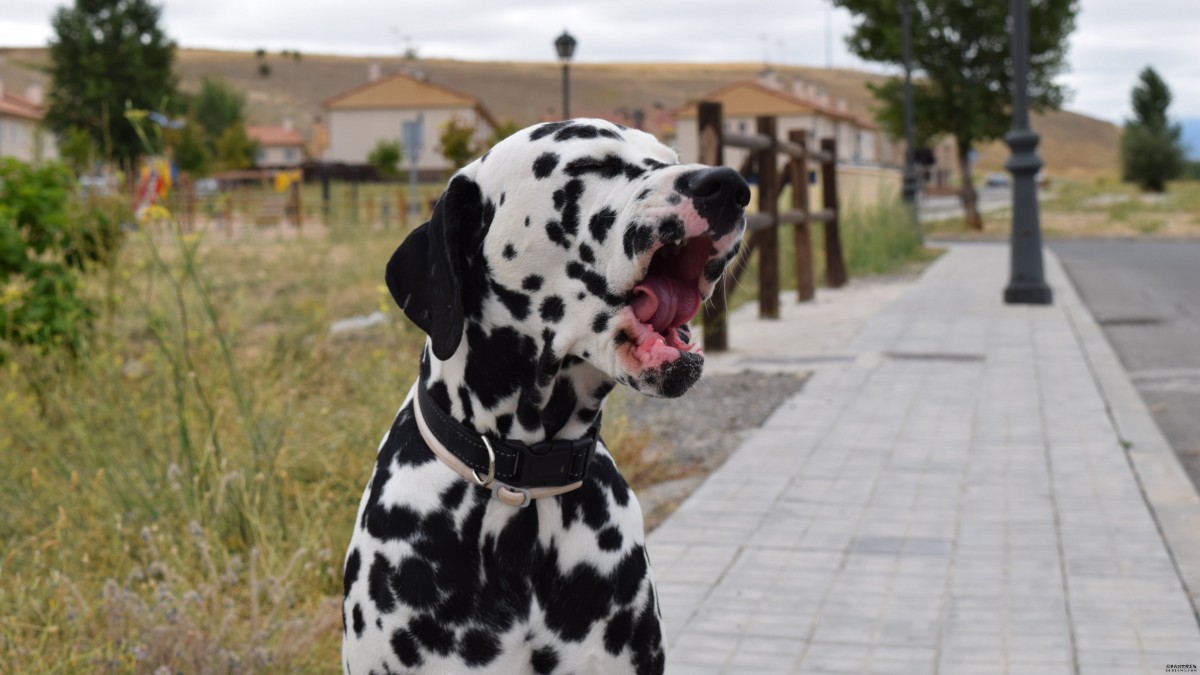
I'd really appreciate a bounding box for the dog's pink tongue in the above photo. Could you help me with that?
[632,276,701,333]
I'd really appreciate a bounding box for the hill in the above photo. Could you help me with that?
[0,46,1118,178]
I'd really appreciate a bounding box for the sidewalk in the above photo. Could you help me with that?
[649,244,1200,674]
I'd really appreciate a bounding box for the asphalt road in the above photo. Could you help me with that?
[1053,239,1200,492]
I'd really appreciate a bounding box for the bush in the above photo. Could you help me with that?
[367,139,402,179]
[0,159,124,353]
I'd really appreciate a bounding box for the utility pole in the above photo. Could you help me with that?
[901,0,921,239]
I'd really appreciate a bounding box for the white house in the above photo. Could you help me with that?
[322,70,496,178]
[673,80,881,168]
[0,81,56,164]
[247,123,306,167]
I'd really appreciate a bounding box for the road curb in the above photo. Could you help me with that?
[1049,249,1200,623]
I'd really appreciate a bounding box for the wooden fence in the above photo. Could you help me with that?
[697,101,848,352]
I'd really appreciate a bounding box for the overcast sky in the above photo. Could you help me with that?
[2,0,1197,125]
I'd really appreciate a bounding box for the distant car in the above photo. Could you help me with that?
[984,172,1011,188]
[194,177,219,197]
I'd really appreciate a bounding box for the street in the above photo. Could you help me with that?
[1053,239,1200,492]
[919,185,1013,222]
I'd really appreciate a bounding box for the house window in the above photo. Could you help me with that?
[285,148,296,162]
[257,149,266,163]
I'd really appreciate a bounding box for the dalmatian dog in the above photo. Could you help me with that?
[342,119,749,674]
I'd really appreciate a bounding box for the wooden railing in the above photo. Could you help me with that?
[698,101,847,352]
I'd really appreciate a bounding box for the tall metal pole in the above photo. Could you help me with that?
[562,63,570,120]
[1003,0,1052,304]
[901,0,921,238]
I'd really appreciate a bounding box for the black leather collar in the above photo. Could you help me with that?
[416,377,599,489]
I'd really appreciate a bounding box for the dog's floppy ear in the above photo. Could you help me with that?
[386,175,483,360]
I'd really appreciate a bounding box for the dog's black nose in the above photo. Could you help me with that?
[676,167,750,237]
[686,167,751,208]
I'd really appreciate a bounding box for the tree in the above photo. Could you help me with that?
[191,77,247,151]
[367,139,403,179]
[215,123,260,170]
[439,119,477,171]
[58,126,100,175]
[833,0,1078,229]
[1120,67,1185,193]
[44,0,178,169]
[166,120,211,176]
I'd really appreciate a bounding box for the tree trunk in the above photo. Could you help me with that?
[957,143,982,230]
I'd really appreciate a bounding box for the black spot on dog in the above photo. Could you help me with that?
[577,292,587,301]
[560,179,584,236]
[545,221,570,249]
[579,243,595,264]
[500,192,506,206]
[343,548,361,598]
[410,613,456,656]
[460,629,501,666]
[525,216,532,227]
[590,452,632,508]
[542,378,577,438]
[496,413,514,436]
[441,479,468,511]
[677,325,692,344]
[577,407,599,424]
[588,207,617,243]
[564,154,646,181]
[598,127,623,140]
[428,381,452,416]
[636,188,652,201]
[631,586,665,674]
[463,324,538,410]
[566,262,624,306]
[533,152,560,179]
[392,557,438,610]
[598,525,623,551]
[535,547,612,642]
[351,603,365,637]
[667,192,682,205]
[622,221,658,259]
[457,386,474,424]
[532,646,560,674]
[593,382,615,399]
[613,546,648,604]
[391,628,424,667]
[658,216,684,243]
[553,124,600,142]
[522,275,544,291]
[612,332,631,346]
[503,243,517,260]
[643,157,668,169]
[530,121,571,141]
[364,500,420,542]
[491,280,531,320]
[483,199,496,227]
[605,608,633,655]
[591,312,610,333]
[367,553,396,613]
[540,296,565,323]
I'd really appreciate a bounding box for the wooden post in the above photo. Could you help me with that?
[821,138,848,288]
[756,116,779,319]
[366,194,376,227]
[397,189,408,229]
[291,180,302,232]
[697,101,729,352]
[790,130,814,302]
[350,182,360,226]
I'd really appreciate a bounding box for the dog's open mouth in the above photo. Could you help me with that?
[621,236,713,368]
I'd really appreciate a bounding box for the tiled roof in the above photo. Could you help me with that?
[676,81,878,130]
[0,93,44,121]
[246,125,306,147]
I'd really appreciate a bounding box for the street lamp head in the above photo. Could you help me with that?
[554,30,577,62]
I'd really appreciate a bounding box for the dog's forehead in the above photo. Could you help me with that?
[473,120,678,184]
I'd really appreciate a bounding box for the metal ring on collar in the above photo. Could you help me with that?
[472,435,496,487]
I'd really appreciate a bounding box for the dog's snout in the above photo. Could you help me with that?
[685,167,751,208]
[677,167,749,238]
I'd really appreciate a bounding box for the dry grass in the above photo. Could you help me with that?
[925,179,1200,238]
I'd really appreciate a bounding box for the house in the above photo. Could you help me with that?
[0,80,56,163]
[323,69,497,178]
[673,79,884,168]
[247,122,306,167]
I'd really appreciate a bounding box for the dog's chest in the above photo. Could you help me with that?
[341,405,665,674]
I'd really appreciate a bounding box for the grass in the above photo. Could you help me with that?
[924,178,1200,238]
[1,220,427,671]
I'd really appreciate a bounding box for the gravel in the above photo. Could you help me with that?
[617,370,810,529]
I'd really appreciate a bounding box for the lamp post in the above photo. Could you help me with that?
[1002,0,1052,304]
[901,0,921,235]
[554,30,577,121]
